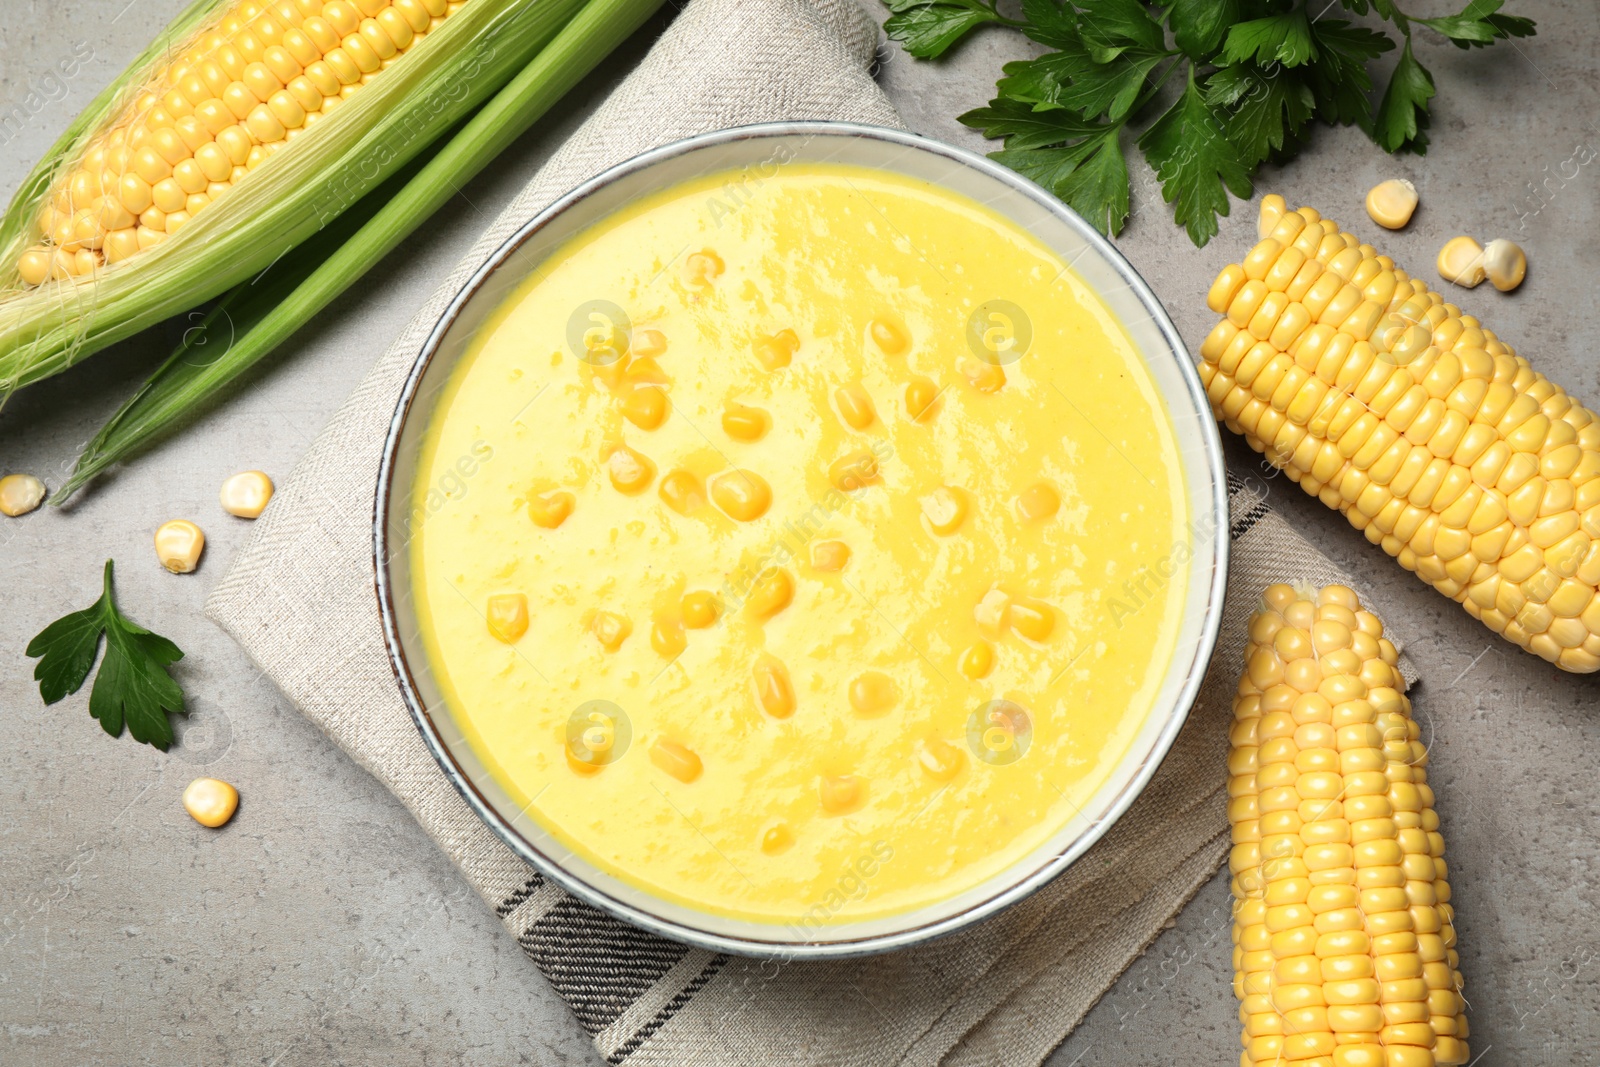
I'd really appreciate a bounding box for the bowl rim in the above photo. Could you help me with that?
[373,120,1230,959]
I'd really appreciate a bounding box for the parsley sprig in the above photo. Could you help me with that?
[27,560,188,750]
[885,0,1535,245]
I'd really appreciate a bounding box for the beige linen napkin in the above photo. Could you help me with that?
[206,0,1412,1062]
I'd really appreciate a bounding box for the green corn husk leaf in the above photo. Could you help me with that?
[53,0,665,503]
[0,0,588,400]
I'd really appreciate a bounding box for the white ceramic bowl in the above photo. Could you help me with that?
[375,122,1228,958]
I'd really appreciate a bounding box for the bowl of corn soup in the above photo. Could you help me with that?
[376,123,1229,957]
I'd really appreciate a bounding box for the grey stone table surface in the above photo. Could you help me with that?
[2,1,1598,1064]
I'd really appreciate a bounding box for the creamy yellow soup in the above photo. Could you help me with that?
[410,163,1189,927]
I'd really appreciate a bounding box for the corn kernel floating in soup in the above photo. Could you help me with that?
[411,164,1189,925]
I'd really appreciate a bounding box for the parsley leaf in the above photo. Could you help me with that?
[1017,0,1081,49]
[1052,132,1132,235]
[990,147,1093,192]
[26,560,187,750]
[1416,0,1536,48]
[1221,10,1319,67]
[1203,65,1252,109]
[1374,38,1437,153]
[1073,0,1167,57]
[962,98,1132,235]
[1209,65,1317,166]
[1483,11,1538,39]
[993,138,1132,235]
[883,0,1014,58]
[1138,71,1253,246]
[1306,19,1394,127]
[961,95,1107,149]
[1349,0,1408,25]
[1166,0,1241,60]
[887,0,1533,247]
[997,44,1167,121]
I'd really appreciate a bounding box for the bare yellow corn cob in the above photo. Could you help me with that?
[15,0,467,285]
[1201,195,1600,672]
[1230,583,1468,1067]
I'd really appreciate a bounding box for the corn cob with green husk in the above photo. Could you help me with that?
[1201,196,1600,673]
[0,0,589,398]
[51,0,664,501]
